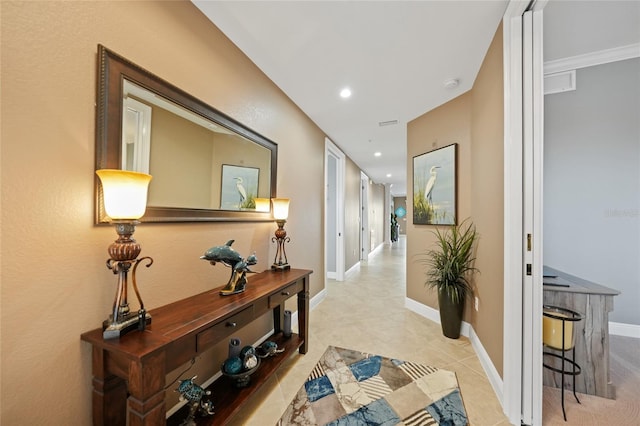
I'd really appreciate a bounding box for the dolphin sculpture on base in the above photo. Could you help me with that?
[201,240,257,296]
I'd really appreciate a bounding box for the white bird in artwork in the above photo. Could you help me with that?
[424,166,441,205]
[234,177,247,205]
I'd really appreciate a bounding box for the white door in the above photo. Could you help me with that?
[503,2,546,425]
[521,6,545,424]
[121,97,152,173]
[360,172,369,261]
[325,138,345,281]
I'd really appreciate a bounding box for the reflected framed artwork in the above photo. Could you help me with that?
[413,144,457,225]
[221,165,259,210]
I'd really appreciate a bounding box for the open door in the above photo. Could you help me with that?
[503,2,545,425]
[325,138,345,281]
[360,172,369,261]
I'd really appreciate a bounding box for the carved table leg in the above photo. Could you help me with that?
[91,347,127,426]
[127,350,167,426]
[273,304,283,334]
[298,277,310,354]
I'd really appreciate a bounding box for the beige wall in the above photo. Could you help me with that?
[469,24,504,375]
[406,92,473,307]
[406,24,504,375]
[1,1,325,423]
[368,182,386,250]
[344,157,362,270]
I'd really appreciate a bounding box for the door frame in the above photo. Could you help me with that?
[324,137,345,281]
[359,171,369,260]
[502,1,546,425]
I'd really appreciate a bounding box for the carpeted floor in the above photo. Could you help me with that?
[276,346,468,425]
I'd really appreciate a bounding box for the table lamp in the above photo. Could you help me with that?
[96,169,153,339]
[271,198,291,270]
[254,197,270,212]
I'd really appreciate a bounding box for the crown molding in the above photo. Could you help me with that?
[544,43,640,75]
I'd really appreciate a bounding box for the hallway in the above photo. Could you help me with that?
[230,236,509,425]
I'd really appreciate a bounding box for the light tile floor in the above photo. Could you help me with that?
[229,236,509,425]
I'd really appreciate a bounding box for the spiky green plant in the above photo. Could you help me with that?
[240,194,256,209]
[422,218,479,304]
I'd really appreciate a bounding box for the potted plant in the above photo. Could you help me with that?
[421,218,479,339]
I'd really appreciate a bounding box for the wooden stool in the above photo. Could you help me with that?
[543,305,583,421]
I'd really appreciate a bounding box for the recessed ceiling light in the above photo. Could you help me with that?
[374,152,381,157]
[386,173,392,178]
[340,88,352,98]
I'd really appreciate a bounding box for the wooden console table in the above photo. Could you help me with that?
[81,268,312,425]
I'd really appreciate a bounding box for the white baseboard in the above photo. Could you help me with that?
[345,262,361,279]
[404,297,473,337]
[368,242,384,258]
[468,327,504,404]
[404,297,504,407]
[404,297,442,326]
[290,287,326,326]
[609,321,640,338]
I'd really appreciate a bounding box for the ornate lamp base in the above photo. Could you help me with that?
[271,219,290,271]
[103,310,152,339]
[271,263,290,271]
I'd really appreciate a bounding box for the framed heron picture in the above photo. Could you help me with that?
[220,164,259,210]
[413,144,457,225]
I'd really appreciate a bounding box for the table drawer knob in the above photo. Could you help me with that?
[281,291,290,296]
[226,322,237,328]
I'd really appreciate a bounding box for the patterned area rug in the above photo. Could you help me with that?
[277,346,468,425]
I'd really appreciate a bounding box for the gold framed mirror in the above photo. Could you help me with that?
[95,44,277,223]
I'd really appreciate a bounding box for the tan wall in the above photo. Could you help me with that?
[406,93,473,309]
[469,24,504,375]
[344,156,362,270]
[368,182,386,250]
[1,1,325,423]
[406,24,504,375]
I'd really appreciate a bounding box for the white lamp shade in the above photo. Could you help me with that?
[96,169,152,220]
[254,197,270,212]
[271,198,290,220]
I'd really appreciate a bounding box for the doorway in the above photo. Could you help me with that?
[325,138,345,281]
[359,172,369,261]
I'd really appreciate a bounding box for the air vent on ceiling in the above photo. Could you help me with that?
[378,120,398,127]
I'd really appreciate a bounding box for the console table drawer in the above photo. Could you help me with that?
[196,306,254,351]
[268,281,302,308]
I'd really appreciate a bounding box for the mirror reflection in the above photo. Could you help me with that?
[95,44,278,223]
[122,80,272,211]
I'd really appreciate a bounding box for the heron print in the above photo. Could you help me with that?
[220,164,259,210]
[413,144,456,225]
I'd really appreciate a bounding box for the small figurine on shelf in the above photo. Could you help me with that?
[256,340,285,358]
[201,240,257,295]
[176,376,215,426]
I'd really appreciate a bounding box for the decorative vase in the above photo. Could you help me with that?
[283,310,292,337]
[438,290,465,339]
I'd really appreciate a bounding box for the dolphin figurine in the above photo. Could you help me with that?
[200,240,242,268]
[201,240,258,296]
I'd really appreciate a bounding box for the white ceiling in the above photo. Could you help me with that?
[192,1,640,197]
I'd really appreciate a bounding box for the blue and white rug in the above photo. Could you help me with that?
[277,346,468,425]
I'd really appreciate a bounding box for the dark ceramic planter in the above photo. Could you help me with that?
[438,290,465,339]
